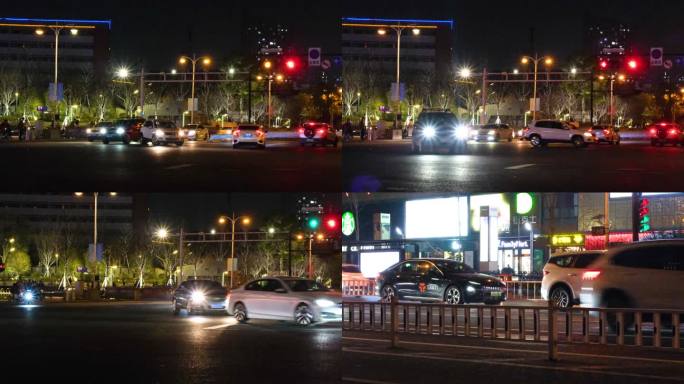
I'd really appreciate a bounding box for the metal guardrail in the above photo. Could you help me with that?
[342,279,376,297]
[343,301,683,360]
[504,280,542,300]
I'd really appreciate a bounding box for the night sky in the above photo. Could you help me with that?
[3,1,683,69]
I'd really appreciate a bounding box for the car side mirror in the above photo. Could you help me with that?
[275,288,286,293]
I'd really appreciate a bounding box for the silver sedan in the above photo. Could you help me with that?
[226,277,342,326]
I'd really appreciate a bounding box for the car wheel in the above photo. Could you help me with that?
[233,302,248,323]
[294,304,314,326]
[173,300,181,315]
[529,135,542,147]
[102,138,109,145]
[604,292,634,331]
[177,141,184,147]
[550,286,572,308]
[572,136,585,148]
[444,286,463,305]
[380,285,396,303]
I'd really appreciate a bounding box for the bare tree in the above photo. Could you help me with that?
[153,243,178,287]
[35,230,59,278]
[114,83,138,118]
[0,66,21,116]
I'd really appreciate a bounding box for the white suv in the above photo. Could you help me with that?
[524,120,596,148]
[541,251,604,308]
[579,240,684,310]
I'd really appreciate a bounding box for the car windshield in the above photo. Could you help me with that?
[185,280,223,292]
[283,279,329,292]
[159,122,175,129]
[239,125,260,131]
[96,122,111,127]
[432,260,475,274]
[342,265,361,273]
[418,113,458,127]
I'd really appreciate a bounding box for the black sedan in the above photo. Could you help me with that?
[376,259,506,305]
[172,279,227,315]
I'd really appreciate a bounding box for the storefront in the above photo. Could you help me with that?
[497,237,531,274]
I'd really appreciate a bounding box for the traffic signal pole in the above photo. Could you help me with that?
[632,192,642,242]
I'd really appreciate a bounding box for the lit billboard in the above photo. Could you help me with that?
[405,197,468,239]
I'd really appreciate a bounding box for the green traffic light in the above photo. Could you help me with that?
[307,217,320,230]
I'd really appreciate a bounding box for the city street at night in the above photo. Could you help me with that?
[343,139,684,192]
[0,301,341,383]
[0,140,340,191]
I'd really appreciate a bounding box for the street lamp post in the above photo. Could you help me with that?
[218,214,251,288]
[179,54,211,125]
[521,55,553,121]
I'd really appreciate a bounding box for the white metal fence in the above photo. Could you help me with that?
[342,279,376,297]
[343,301,683,359]
[503,280,543,300]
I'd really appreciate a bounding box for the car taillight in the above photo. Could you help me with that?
[582,270,601,281]
[256,129,264,136]
[298,128,304,134]
[317,129,326,135]
[588,127,593,132]
[649,128,657,136]
[669,129,679,136]
[233,130,240,136]
[543,269,550,276]
[603,129,610,135]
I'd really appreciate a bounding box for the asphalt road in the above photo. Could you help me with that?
[343,331,684,384]
[342,139,684,192]
[0,140,340,191]
[0,301,340,383]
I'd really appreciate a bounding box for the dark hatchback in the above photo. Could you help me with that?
[377,259,507,305]
[172,279,227,315]
[103,118,145,144]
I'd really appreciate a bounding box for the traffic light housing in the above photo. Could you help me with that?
[283,57,300,72]
[324,214,339,231]
[639,198,651,232]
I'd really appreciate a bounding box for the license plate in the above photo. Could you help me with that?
[211,304,225,309]
[490,291,502,297]
[244,133,252,138]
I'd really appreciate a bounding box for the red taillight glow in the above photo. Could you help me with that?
[603,129,610,135]
[669,129,679,136]
[233,130,240,136]
[649,128,657,136]
[298,128,304,134]
[317,129,326,135]
[543,270,550,276]
[582,270,601,281]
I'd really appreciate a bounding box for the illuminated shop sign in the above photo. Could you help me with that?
[551,234,585,247]
[498,239,530,249]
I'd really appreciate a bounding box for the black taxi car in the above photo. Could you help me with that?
[376,259,506,305]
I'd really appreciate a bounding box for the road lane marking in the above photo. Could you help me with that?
[342,336,684,365]
[342,377,399,384]
[505,163,536,170]
[343,347,684,382]
[203,320,238,330]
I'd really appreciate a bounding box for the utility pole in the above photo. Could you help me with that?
[288,231,293,277]
[480,68,488,124]
[632,192,642,242]
[604,193,610,249]
[178,228,184,284]
[139,67,145,117]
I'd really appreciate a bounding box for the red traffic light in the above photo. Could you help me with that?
[323,214,339,230]
[283,57,300,72]
[326,218,337,229]
[286,59,296,70]
[626,57,640,71]
[599,59,609,69]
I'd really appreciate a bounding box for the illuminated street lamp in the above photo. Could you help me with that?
[178,54,211,124]
[257,73,284,129]
[458,66,472,79]
[599,73,626,126]
[217,214,251,287]
[116,67,130,79]
[521,54,554,120]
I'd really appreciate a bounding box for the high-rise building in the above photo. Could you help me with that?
[0,17,111,77]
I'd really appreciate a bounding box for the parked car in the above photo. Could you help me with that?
[523,120,596,148]
[226,277,342,325]
[580,240,684,311]
[471,124,514,142]
[541,250,605,308]
[172,279,227,315]
[647,122,683,146]
[140,120,185,146]
[298,122,338,147]
[412,110,468,154]
[376,259,506,305]
[589,125,620,145]
[232,124,266,148]
[182,124,209,141]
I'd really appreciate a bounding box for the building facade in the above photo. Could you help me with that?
[0,17,111,77]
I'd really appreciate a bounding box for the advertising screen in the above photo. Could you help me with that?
[405,197,468,239]
[359,251,400,278]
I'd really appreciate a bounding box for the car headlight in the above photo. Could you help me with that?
[488,130,496,136]
[190,291,205,303]
[99,128,107,134]
[155,129,164,137]
[116,127,125,135]
[314,298,336,308]
[583,132,593,137]
[423,126,436,138]
[455,124,469,140]
[189,129,196,136]
[466,286,476,293]
[178,130,185,137]
[23,291,34,301]
[86,128,92,134]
